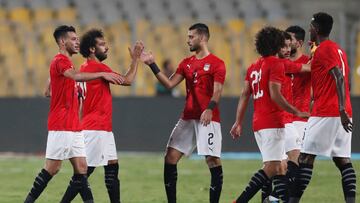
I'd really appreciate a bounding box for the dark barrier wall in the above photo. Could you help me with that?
[0,97,359,153]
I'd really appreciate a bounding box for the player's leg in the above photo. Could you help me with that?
[61,157,93,203]
[24,131,66,203]
[103,132,120,203]
[60,132,93,203]
[284,123,302,187]
[196,121,223,203]
[164,147,183,203]
[331,119,355,203]
[235,128,286,203]
[333,157,356,203]
[164,119,195,203]
[205,156,223,203]
[288,153,315,203]
[104,159,120,203]
[24,159,62,203]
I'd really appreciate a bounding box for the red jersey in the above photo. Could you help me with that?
[311,40,352,117]
[48,54,80,131]
[281,59,302,124]
[79,59,113,131]
[245,56,285,131]
[292,55,311,121]
[176,54,226,122]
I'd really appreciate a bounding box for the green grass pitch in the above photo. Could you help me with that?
[0,153,359,203]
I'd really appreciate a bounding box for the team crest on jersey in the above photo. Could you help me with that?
[203,63,210,71]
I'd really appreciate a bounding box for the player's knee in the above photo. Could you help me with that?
[205,156,221,168]
[298,153,315,165]
[263,161,282,177]
[44,165,61,176]
[164,148,182,164]
[333,157,351,168]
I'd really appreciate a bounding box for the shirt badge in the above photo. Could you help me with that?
[203,63,210,71]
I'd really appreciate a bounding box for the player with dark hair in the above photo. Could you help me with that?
[24,25,123,203]
[230,26,309,203]
[141,23,226,203]
[62,28,143,203]
[289,12,356,203]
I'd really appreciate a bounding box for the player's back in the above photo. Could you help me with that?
[246,56,285,131]
[311,40,352,117]
[48,53,80,131]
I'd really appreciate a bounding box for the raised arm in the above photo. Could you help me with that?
[330,67,353,132]
[269,81,309,118]
[140,51,184,89]
[230,81,251,139]
[119,41,144,86]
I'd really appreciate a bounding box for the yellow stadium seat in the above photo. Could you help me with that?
[226,19,245,35]
[0,8,7,20]
[9,7,31,24]
[56,7,77,23]
[33,8,54,24]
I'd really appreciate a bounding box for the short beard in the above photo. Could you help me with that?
[95,52,107,62]
[290,48,297,56]
[190,44,200,52]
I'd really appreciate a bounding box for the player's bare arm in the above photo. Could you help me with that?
[200,82,223,126]
[269,81,310,118]
[44,78,51,97]
[141,51,184,88]
[330,67,353,132]
[230,81,251,139]
[63,68,125,85]
[120,41,144,86]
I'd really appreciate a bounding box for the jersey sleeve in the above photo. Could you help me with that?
[175,60,185,76]
[269,61,285,83]
[284,60,302,74]
[320,46,340,72]
[57,58,73,75]
[213,61,226,84]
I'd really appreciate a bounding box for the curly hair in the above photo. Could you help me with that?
[80,29,104,58]
[255,26,285,57]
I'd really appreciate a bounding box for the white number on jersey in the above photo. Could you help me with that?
[250,69,263,99]
[337,49,345,76]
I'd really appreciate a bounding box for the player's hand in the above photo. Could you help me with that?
[140,51,155,65]
[101,72,125,85]
[128,41,144,60]
[308,41,317,59]
[230,122,242,140]
[200,109,213,126]
[340,110,353,133]
[295,111,310,119]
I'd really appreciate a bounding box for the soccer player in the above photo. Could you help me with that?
[286,25,311,183]
[65,29,143,203]
[140,23,226,203]
[261,31,310,203]
[230,26,309,203]
[24,25,123,203]
[289,12,356,203]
